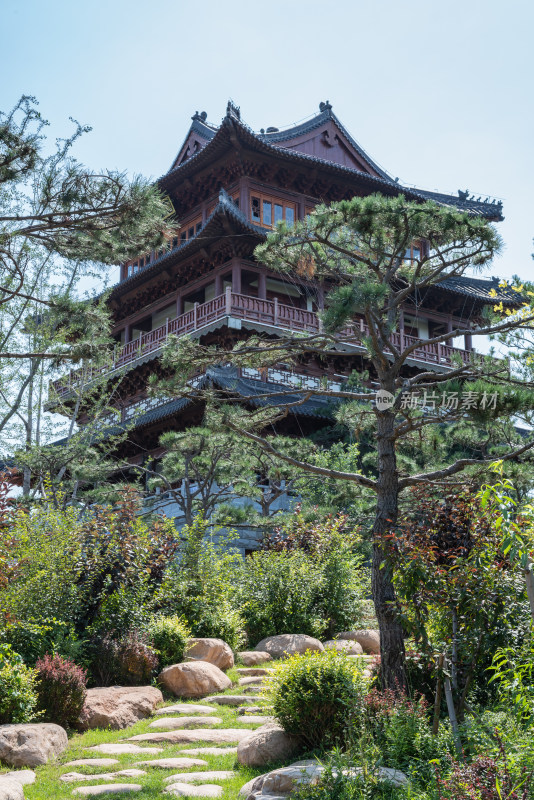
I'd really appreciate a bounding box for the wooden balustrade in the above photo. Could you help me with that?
[50,292,477,398]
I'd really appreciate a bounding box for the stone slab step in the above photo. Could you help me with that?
[62,770,146,783]
[164,771,236,784]
[73,786,142,797]
[149,716,222,729]
[237,706,269,715]
[135,757,208,769]
[235,668,273,677]
[165,785,222,797]
[128,729,253,744]
[88,744,162,755]
[206,695,258,706]
[154,704,216,716]
[238,677,264,687]
[237,715,273,725]
[177,747,238,757]
[64,759,119,768]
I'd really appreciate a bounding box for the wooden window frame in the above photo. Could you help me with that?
[250,191,296,229]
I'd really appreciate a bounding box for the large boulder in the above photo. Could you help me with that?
[159,662,231,698]
[238,652,272,667]
[255,635,323,660]
[336,630,380,655]
[78,686,163,731]
[323,640,363,655]
[237,723,300,768]
[239,760,408,798]
[185,638,234,671]
[0,723,67,767]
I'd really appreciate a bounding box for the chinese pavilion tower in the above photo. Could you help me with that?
[52,101,514,549]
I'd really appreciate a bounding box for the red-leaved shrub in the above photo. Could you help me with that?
[35,653,87,728]
[115,630,158,685]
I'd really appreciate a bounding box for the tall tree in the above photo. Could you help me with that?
[0,95,172,473]
[156,194,534,689]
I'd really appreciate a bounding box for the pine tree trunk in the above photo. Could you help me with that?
[372,408,407,691]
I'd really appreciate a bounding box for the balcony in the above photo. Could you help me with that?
[50,289,478,400]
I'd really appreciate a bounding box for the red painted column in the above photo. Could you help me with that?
[232,262,241,294]
[215,272,223,296]
[258,272,267,300]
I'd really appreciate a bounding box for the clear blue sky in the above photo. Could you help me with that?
[2,0,533,286]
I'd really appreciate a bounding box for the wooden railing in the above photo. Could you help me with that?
[50,289,476,398]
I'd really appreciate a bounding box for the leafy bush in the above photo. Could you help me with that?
[268,649,366,749]
[236,512,368,643]
[0,644,38,724]
[2,618,84,666]
[148,615,190,667]
[153,517,246,651]
[35,653,87,728]
[0,501,83,625]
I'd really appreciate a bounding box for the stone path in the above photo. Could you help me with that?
[41,666,274,797]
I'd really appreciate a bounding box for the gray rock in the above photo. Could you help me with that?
[165,785,222,798]
[149,716,222,729]
[78,686,163,731]
[254,635,324,659]
[0,777,24,800]
[135,757,208,769]
[323,639,363,655]
[163,771,235,784]
[238,677,265,687]
[129,728,253,744]
[335,630,380,655]
[3,772,35,786]
[159,662,231,699]
[237,723,300,767]
[177,747,237,756]
[154,704,215,716]
[73,785,142,796]
[88,743,162,755]
[64,759,119,768]
[0,723,68,767]
[235,669,273,677]
[206,695,258,706]
[184,638,234,671]
[238,652,272,666]
[61,769,146,783]
[239,759,408,798]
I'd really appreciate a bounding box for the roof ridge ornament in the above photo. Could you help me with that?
[226,100,241,120]
[319,100,333,113]
[192,111,208,122]
[219,186,232,204]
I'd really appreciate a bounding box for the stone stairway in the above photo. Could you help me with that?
[56,670,274,797]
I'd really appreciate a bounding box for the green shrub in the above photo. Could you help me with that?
[2,618,84,666]
[0,644,38,724]
[235,513,369,643]
[268,649,367,749]
[235,549,327,642]
[187,600,245,652]
[152,518,246,651]
[148,615,190,667]
[363,687,452,782]
[35,653,87,728]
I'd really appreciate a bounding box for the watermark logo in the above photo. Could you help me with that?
[373,389,498,411]
[375,390,395,410]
